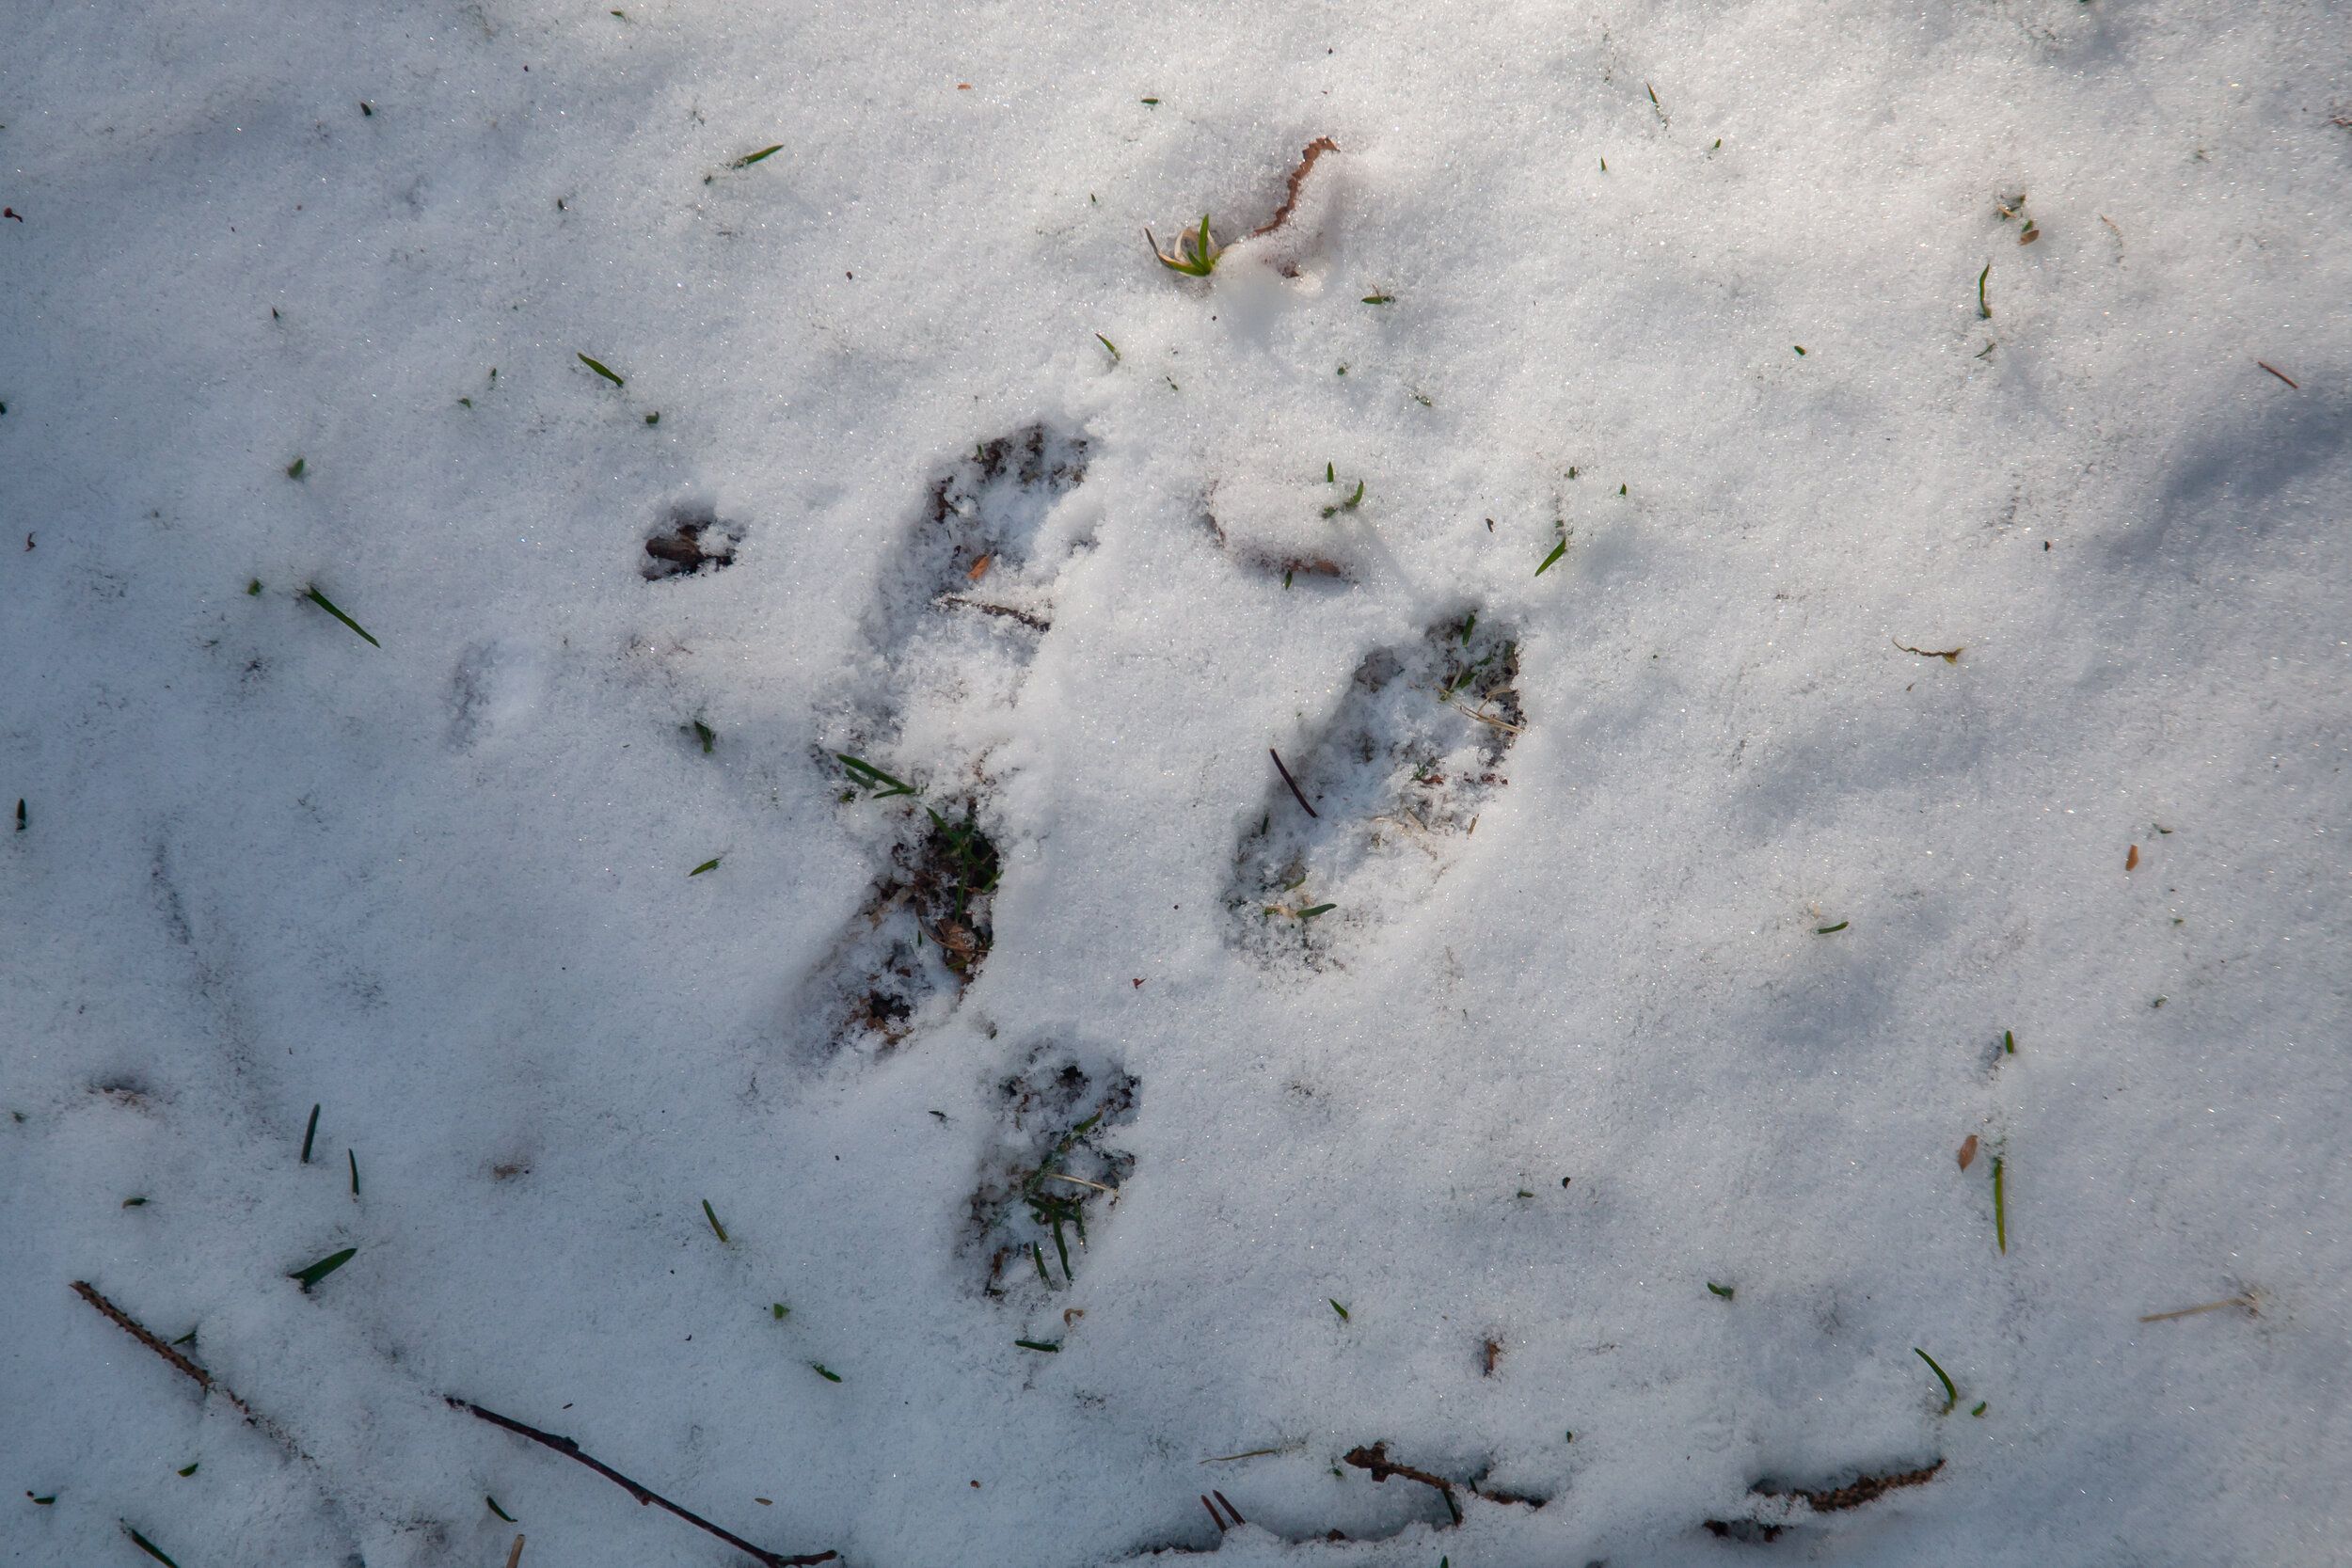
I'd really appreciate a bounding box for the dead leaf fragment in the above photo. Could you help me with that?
[967,553,992,582]
[1957,1134,1979,1171]
[2126,844,2139,871]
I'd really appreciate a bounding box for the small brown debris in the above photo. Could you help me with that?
[2257,360,2299,389]
[1481,1338,1502,1376]
[1957,1134,1979,1171]
[1893,639,1963,663]
[966,554,992,582]
[2126,844,2139,871]
[1062,1307,1085,1326]
[756,1497,774,1505]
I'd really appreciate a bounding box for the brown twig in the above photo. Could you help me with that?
[2257,360,2299,389]
[1214,1491,1245,1525]
[503,1535,525,1568]
[2139,1293,2255,1323]
[1269,749,1318,818]
[447,1398,835,1567]
[1250,137,1339,237]
[1760,1458,1945,1513]
[1893,639,1963,663]
[72,1282,221,1398]
[1343,1443,1462,1524]
[1200,1495,1229,1531]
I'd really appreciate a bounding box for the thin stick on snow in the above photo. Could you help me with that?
[446,1398,836,1567]
[70,1280,290,1449]
[503,1536,526,1568]
[2138,1294,2255,1323]
[1269,749,1318,818]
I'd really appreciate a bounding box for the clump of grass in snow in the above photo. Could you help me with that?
[1914,1347,1958,1414]
[285,456,306,480]
[1320,478,1365,518]
[701,1199,729,1243]
[303,587,379,647]
[693,720,715,753]
[1147,216,1221,277]
[289,1247,357,1291]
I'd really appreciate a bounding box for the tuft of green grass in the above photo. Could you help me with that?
[1361,293,1394,305]
[732,145,784,168]
[1971,1401,1988,1417]
[301,1103,320,1164]
[1993,1155,2008,1253]
[644,411,660,425]
[837,753,916,799]
[810,1362,842,1383]
[347,1149,359,1197]
[175,1463,198,1478]
[303,587,379,647]
[122,1525,181,1568]
[702,1199,729,1243]
[689,858,722,877]
[1148,215,1221,277]
[771,1303,789,1320]
[285,457,306,480]
[1296,903,1336,920]
[486,1497,516,1523]
[1816,921,1849,934]
[1535,539,1568,577]
[1978,263,1993,319]
[1319,479,1365,518]
[123,1196,148,1208]
[1096,333,1120,363]
[246,578,262,595]
[2003,1029,2015,1055]
[693,720,715,754]
[1328,1299,1350,1322]
[1914,1347,1957,1414]
[290,1246,357,1291]
[1793,345,1806,356]
[1015,1338,1061,1352]
[1708,1282,1735,1299]
[577,353,625,388]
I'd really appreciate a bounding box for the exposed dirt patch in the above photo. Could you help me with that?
[966,1046,1139,1297]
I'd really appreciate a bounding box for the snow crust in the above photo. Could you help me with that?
[4,2,2349,1565]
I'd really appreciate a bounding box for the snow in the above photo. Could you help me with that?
[4,1,2349,1565]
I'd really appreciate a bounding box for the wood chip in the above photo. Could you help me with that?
[1958,1134,1979,1171]
[967,554,992,581]
[2126,844,2139,871]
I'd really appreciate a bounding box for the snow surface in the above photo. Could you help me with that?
[5,2,2350,1565]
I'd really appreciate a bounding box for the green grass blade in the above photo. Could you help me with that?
[577,352,625,387]
[289,1246,357,1291]
[811,1362,841,1382]
[1914,1347,1957,1414]
[301,1103,320,1164]
[347,1148,359,1196]
[836,753,916,798]
[690,858,722,877]
[1978,263,1992,319]
[486,1497,516,1523]
[303,587,380,647]
[1535,540,1567,577]
[702,1198,728,1243]
[1708,1282,1735,1299]
[732,145,783,167]
[1015,1338,1061,1352]
[1328,1298,1349,1321]
[1815,921,1849,934]
[122,1525,181,1568]
[1993,1156,2007,1253]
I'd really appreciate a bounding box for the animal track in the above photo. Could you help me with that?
[965,1043,1138,1299]
[1227,613,1522,969]
[796,424,1092,1063]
